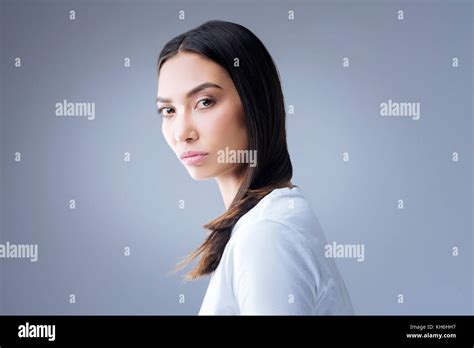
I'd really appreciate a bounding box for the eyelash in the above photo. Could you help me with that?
[158,98,215,118]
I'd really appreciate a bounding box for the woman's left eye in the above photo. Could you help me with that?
[197,98,215,108]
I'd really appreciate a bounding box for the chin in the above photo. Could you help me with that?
[186,168,214,181]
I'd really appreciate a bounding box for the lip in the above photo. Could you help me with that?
[180,151,209,166]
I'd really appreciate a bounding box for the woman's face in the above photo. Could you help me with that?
[157,52,248,180]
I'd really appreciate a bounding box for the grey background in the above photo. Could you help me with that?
[0,0,472,314]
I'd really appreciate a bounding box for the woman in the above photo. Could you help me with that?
[156,20,354,315]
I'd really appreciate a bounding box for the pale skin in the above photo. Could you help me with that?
[157,51,293,210]
[157,52,248,210]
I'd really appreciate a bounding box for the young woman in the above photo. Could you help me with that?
[156,20,354,315]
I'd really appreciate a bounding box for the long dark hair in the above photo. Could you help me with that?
[157,20,293,280]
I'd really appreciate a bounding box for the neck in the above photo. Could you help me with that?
[215,167,247,210]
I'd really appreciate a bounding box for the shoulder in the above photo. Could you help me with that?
[228,187,323,263]
[232,186,319,238]
[232,218,304,253]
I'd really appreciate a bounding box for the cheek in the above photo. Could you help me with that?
[200,103,247,148]
[161,121,174,148]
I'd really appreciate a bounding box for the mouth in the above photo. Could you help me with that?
[180,151,209,166]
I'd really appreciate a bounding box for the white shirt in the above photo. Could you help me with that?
[198,186,354,315]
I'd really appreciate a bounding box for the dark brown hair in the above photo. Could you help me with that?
[157,20,293,280]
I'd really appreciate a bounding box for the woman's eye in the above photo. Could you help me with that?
[197,98,214,109]
[158,107,174,117]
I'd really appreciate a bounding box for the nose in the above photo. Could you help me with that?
[174,105,198,143]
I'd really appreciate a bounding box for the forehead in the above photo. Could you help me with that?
[157,52,229,96]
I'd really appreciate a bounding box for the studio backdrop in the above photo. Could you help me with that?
[0,0,472,315]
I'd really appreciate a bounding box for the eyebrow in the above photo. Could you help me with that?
[156,82,223,103]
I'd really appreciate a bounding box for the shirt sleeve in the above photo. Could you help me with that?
[231,218,317,315]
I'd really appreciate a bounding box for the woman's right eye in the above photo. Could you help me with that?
[158,107,175,117]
